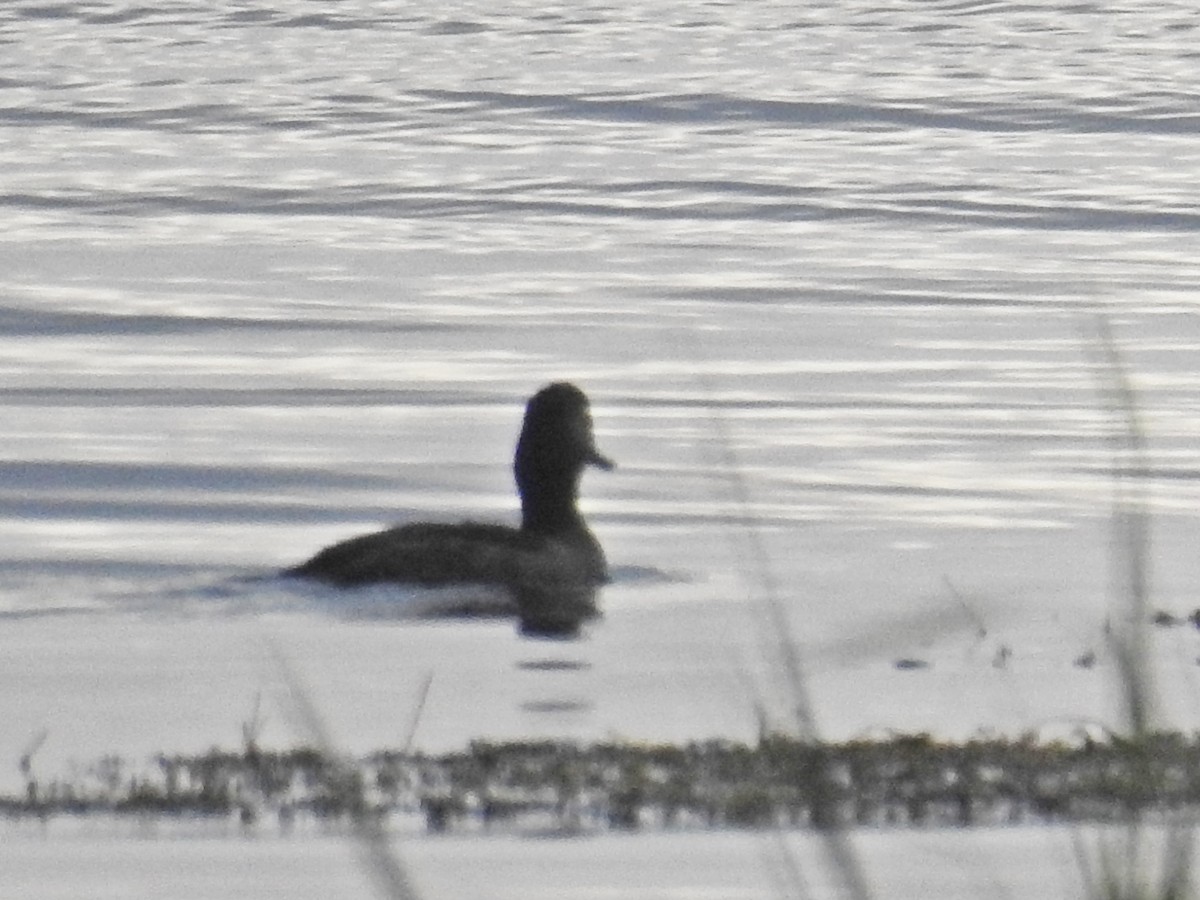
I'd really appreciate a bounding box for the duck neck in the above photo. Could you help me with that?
[519,479,587,535]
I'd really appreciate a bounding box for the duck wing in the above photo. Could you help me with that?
[287,522,541,587]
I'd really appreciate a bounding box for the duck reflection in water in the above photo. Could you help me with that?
[287,382,613,637]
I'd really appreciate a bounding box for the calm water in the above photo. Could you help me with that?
[2,0,1200,773]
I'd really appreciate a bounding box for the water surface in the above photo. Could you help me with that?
[1,0,1199,780]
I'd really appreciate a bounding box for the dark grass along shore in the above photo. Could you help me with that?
[8,731,1200,834]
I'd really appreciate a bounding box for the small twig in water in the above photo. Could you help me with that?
[401,672,434,755]
[942,576,988,640]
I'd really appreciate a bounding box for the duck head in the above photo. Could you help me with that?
[514,382,613,535]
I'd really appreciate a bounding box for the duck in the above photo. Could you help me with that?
[286,381,614,636]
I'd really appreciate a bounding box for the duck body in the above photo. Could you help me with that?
[286,382,612,636]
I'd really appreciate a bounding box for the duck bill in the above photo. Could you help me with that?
[588,448,615,471]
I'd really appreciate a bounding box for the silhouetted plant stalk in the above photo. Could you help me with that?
[686,335,874,900]
[1093,314,1155,736]
[1072,314,1195,900]
[269,639,425,900]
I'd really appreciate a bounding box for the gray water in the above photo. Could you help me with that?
[2,0,1200,765]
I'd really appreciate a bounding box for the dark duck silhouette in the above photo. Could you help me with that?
[287,382,614,636]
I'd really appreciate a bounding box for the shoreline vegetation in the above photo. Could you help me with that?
[7,731,1200,834]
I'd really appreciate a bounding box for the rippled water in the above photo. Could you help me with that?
[2,0,1200,777]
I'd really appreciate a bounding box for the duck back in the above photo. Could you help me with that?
[287,520,606,589]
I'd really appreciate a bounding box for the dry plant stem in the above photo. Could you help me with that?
[268,639,425,900]
[686,340,873,900]
[1092,314,1154,736]
[1073,314,1194,900]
